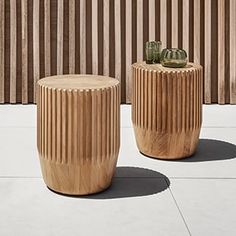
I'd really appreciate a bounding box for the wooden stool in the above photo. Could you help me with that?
[37,75,120,195]
[132,62,203,160]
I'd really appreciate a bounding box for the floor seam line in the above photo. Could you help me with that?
[166,178,192,236]
[169,177,236,179]
[1,176,236,179]
[0,176,42,179]
[121,126,236,129]
[0,176,166,179]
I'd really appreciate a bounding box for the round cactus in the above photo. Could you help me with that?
[160,48,187,68]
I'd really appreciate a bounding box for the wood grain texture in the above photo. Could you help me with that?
[57,0,63,75]
[69,0,75,74]
[37,75,120,195]
[10,0,17,103]
[33,0,40,103]
[193,0,200,64]
[21,0,28,103]
[172,0,178,48]
[125,0,132,102]
[149,0,155,41]
[44,0,51,77]
[132,62,203,159]
[204,0,211,103]
[103,0,109,76]
[182,0,189,56]
[115,0,121,81]
[92,0,98,75]
[218,0,225,104]
[230,0,236,103]
[0,0,236,104]
[80,0,86,74]
[0,0,4,103]
[137,0,143,61]
[160,0,167,49]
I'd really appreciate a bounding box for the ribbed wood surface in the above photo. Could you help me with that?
[132,62,203,159]
[0,0,235,104]
[37,75,120,195]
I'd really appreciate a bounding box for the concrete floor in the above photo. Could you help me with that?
[0,105,236,236]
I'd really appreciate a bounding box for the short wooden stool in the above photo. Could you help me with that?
[37,75,120,195]
[132,62,203,160]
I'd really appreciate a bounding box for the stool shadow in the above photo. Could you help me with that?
[48,167,170,199]
[180,139,236,162]
[84,167,170,199]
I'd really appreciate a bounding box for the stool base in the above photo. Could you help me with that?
[39,156,118,195]
[134,127,200,160]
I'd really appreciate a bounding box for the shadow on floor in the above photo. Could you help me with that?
[49,167,170,199]
[84,167,170,199]
[181,139,236,162]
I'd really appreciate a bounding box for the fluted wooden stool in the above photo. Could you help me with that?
[132,62,203,160]
[37,75,120,195]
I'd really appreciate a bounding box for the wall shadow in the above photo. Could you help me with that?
[180,139,236,162]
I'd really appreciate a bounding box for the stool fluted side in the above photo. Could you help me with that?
[132,62,203,159]
[37,75,120,195]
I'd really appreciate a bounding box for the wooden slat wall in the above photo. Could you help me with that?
[0,0,236,104]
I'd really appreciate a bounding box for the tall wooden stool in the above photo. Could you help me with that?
[132,62,203,160]
[37,75,120,195]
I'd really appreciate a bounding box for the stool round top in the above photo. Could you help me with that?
[132,62,202,72]
[38,74,119,90]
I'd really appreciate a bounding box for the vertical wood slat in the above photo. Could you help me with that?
[137,0,143,61]
[33,0,40,103]
[230,0,236,104]
[44,0,51,77]
[204,0,211,103]
[0,0,4,103]
[218,0,225,104]
[22,0,28,103]
[149,0,155,41]
[182,0,189,56]
[193,0,200,64]
[126,0,132,102]
[160,0,167,49]
[103,0,109,76]
[80,0,86,74]
[92,0,98,75]
[69,0,75,74]
[171,0,178,48]
[57,0,63,75]
[115,0,121,81]
[10,0,17,103]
